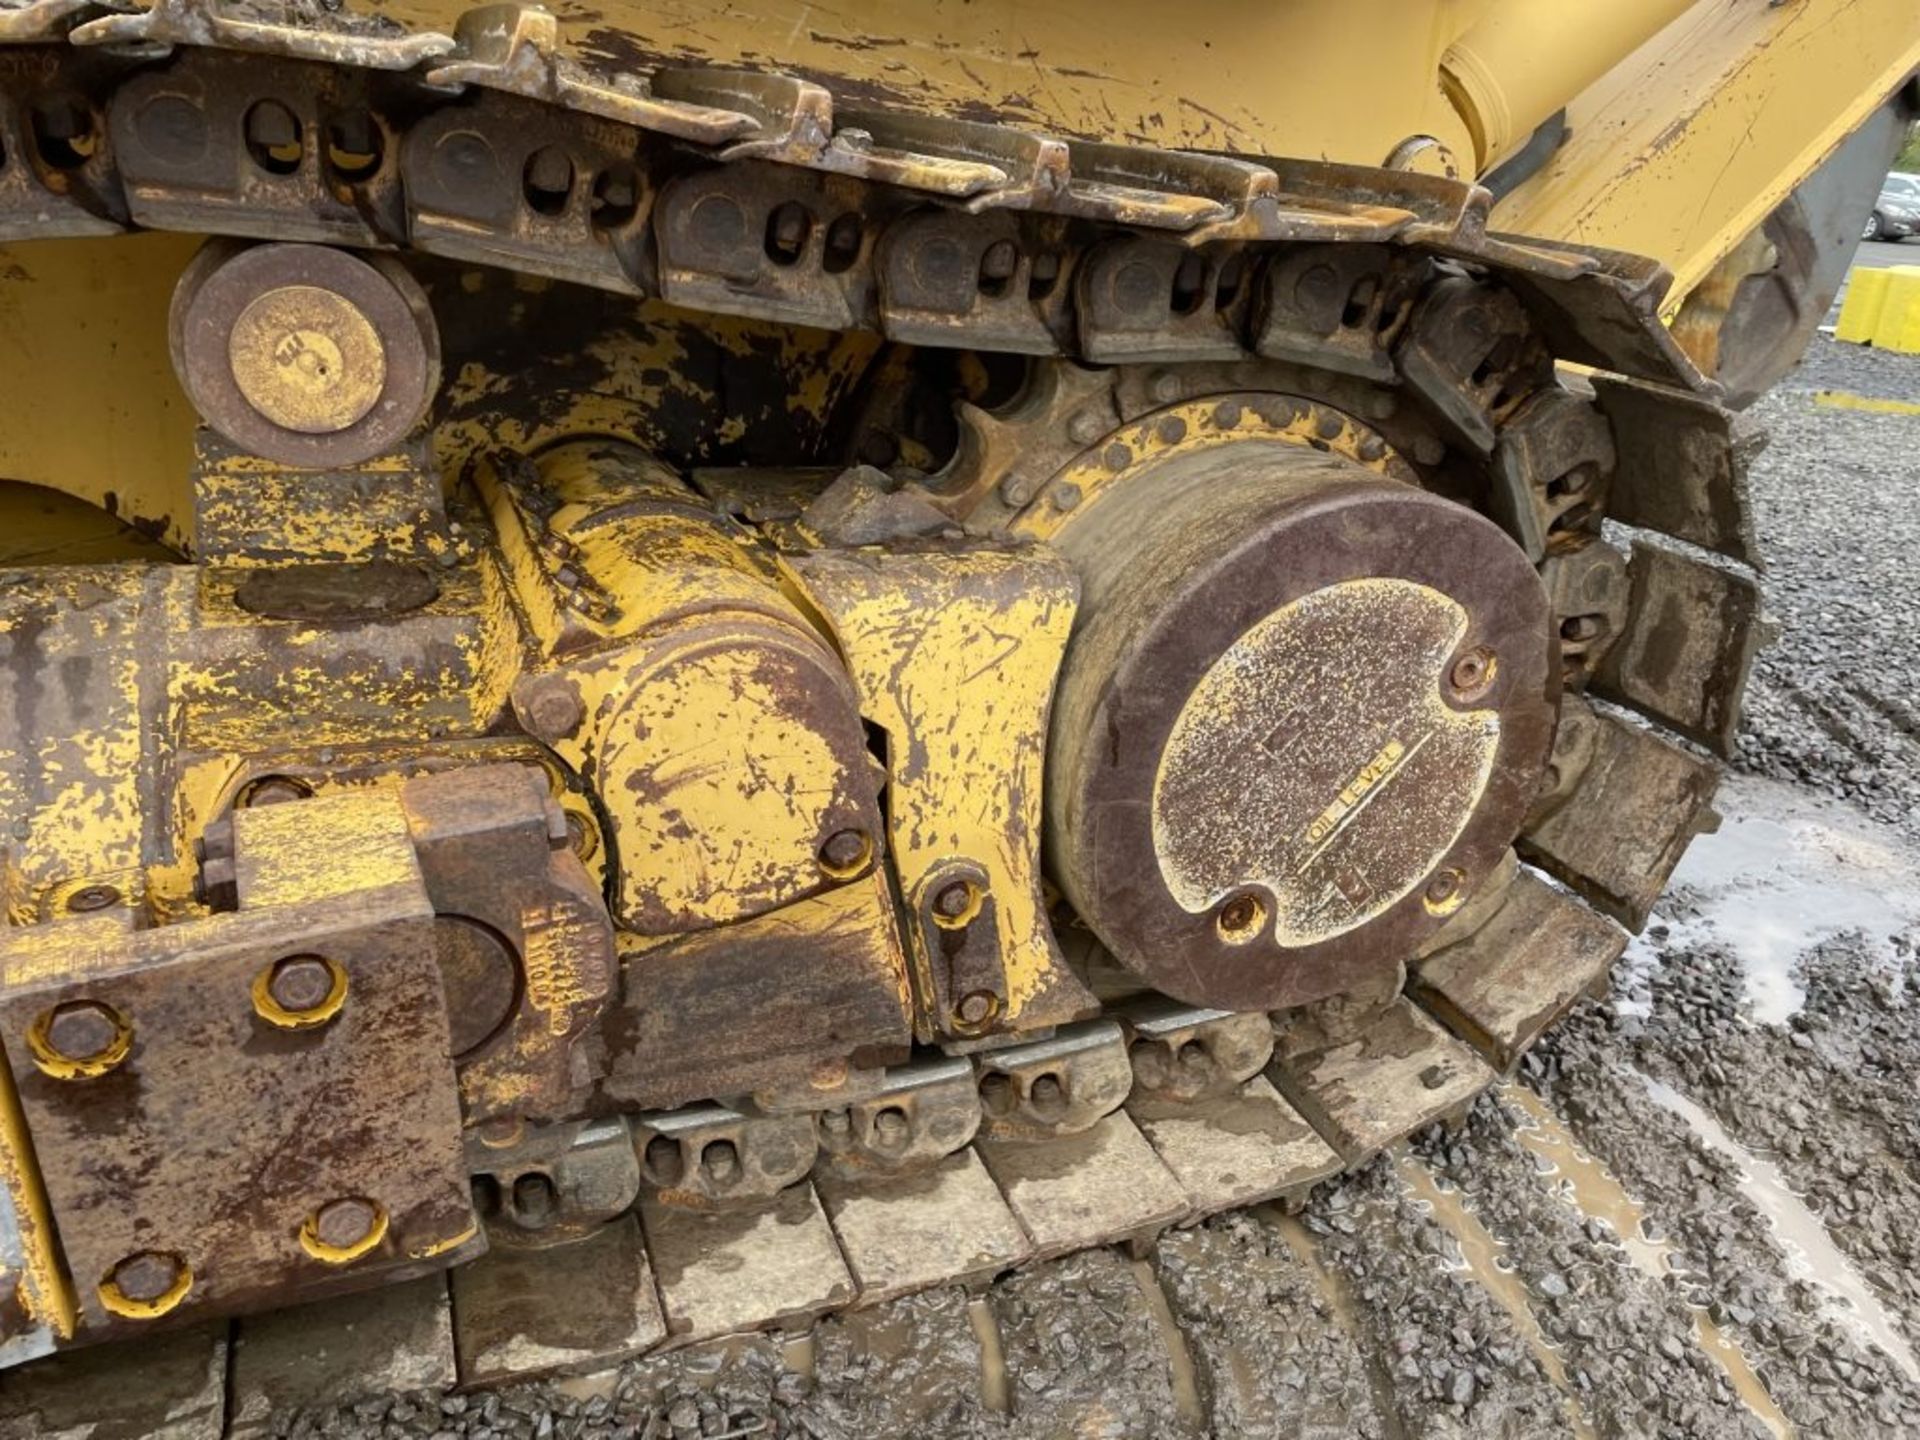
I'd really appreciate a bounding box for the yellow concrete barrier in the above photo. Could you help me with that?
[1836,264,1920,352]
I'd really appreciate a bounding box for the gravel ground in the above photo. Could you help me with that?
[135,337,1920,1440]
[1736,334,1920,837]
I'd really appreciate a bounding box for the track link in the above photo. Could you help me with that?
[0,0,1772,1419]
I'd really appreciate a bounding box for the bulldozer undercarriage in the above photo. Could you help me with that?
[0,0,1768,1408]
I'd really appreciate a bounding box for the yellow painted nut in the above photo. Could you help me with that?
[98,1251,192,1320]
[226,284,388,435]
[300,1196,388,1264]
[28,999,132,1080]
[250,954,349,1030]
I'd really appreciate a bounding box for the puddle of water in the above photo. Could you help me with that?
[779,1332,816,1382]
[1130,1256,1206,1431]
[1395,1155,1598,1440]
[1643,1076,1920,1384]
[1632,775,1920,1025]
[966,1295,1011,1414]
[1503,1085,1795,1440]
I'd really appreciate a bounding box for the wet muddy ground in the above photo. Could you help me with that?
[278,338,1920,1439]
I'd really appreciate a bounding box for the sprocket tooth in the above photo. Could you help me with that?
[1267,999,1494,1166]
[1412,870,1627,1073]
[926,359,1118,520]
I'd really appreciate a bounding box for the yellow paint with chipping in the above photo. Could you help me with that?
[792,546,1082,1031]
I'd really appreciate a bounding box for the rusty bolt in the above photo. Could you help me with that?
[818,828,870,875]
[644,1135,684,1184]
[1448,648,1497,698]
[525,144,573,198]
[312,1197,380,1251]
[702,1140,741,1186]
[820,1109,852,1139]
[768,201,809,258]
[267,955,336,1015]
[810,1056,849,1090]
[1029,1072,1066,1118]
[1130,1039,1170,1090]
[109,1251,182,1305]
[42,1001,121,1064]
[872,1107,909,1150]
[64,884,120,914]
[1217,895,1261,937]
[979,239,1018,285]
[955,991,995,1026]
[520,680,583,740]
[511,1173,557,1228]
[978,1071,1015,1115]
[1425,868,1464,908]
[933,881,974,920]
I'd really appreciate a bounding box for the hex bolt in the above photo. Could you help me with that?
[955,991,995,1026]
[525,145,573,197]
[1448,647,1497,698]
[979,239,1018,285]
[521,680,584,740]
[511,1173,557,1228]
[818,828,870,874]
[1177,1039,1210,1071]
[978,1071,1015,1115]
[1217,895,1262,937]
[1067,412,1103,445]
[702,1139,741,1186]
[64,884,120,914]
[43,1001,121,1064]
[933,881,974,920]
[1425,868,1465,908]
[1029,1072,1067,1119]
[872,1107,910,1151]
[644,1135,685,1185]
[109,1251,182,1305]
[810,1056,850,1090]
[768,201,809,258]
[820,1109,853,1139]
[311,1196,380,1252]
[1148,370,1181,405]
[267,956,336,1015]
[1130,1039,1171,1090]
